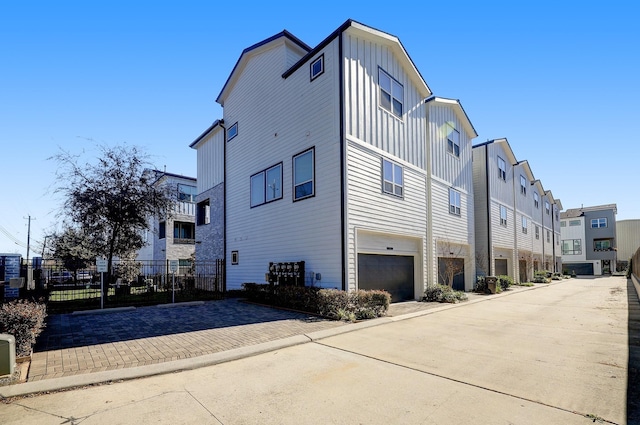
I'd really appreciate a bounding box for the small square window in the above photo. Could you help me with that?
[231,251,239,265]
[382,158,403,197]
[227,122,238,142]
[310,55,324,81]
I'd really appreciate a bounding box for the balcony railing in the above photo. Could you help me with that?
[174,201,195,216]
[174,238,195,245]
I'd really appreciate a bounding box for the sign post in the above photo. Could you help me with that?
[96,258,108,309]
[169,260,178,304]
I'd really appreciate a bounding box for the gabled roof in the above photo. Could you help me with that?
[425,96,478,138]
[473,138,518,164]
[149,169,196,185]
[189,120,223,149]
[561,203,617,218]
[216,31,312,105]
[515,159,535,182]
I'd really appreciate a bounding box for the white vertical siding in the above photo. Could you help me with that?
[196,127,224,194]
[472,146,490,274]
[224,39,343,290]
[342,32,426,170]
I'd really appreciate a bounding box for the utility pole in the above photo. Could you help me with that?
[24,215,35,265]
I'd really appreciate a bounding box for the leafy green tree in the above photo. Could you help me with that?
[52,144,175,297]
[50,225,95,280]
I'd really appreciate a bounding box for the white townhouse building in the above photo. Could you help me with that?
[190,20,479,300]
[472,139,562,282]
[136,170,197,266]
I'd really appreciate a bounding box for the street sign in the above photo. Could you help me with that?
[96,258,108,273]
[169,260,179,273]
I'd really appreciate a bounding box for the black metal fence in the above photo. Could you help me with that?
[3,258,225,314]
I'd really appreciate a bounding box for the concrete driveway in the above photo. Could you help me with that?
[1,276,636,424]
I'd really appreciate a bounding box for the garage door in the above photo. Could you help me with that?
[495,259,508,276]
[564,263,594,275]
[437,258,465,291]
[358,254,414,302]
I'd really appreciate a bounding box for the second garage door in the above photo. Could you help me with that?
[357,254,414,302]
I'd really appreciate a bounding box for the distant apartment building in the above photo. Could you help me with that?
[560,204,617,275]
[615,219,640,271]
[136,170,197,265]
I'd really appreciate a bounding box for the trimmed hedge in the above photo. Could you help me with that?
[422,284,468,303]
[0,299,47,357]
[241,283,390,321]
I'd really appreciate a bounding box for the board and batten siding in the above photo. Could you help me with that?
[472,145,490,274]
[487,143,515,207]
[346,138,427,292]
[342,31,426,170]
[196,127,224,194]
[223,39,342,290]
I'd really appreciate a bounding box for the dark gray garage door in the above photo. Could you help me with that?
[495,259,508,276]
[437,257,465,291]
[358,254,414,302]
[564,263,594,275]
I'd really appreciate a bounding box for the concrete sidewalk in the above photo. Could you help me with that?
[2,285,532,398]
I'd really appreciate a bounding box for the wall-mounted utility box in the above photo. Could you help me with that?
[0,333,16,377]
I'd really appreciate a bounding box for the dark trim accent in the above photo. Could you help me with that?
[310,54,325,81]
[189,119,223,148]
[339,33,346,292]
[222,122,227,292]
[292,147,315,202]
[249,162,284,208]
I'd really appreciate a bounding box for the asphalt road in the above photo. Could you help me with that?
[1,276,636,424]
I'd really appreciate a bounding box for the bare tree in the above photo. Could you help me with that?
[51,144,175,298]
[437,239,466,288]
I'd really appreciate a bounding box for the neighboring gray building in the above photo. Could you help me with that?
[560,204,617,275]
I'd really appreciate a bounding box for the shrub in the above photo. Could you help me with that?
[475,276,487,293]
[422,284,468,303]
[0,299,47,357]
[497,275,513,291]
[532,271,550,283]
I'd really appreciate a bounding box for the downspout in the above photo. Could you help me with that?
[485,144,492,276]
[339,32,346,291]
[220,120,227,292]
[425,102,433,287]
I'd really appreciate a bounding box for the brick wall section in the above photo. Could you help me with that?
[196,183,224,262]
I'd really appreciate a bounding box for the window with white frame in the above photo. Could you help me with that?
[562,239,582,255]
[547,230,550,242]
[447,124,460,157]
[521,216,528,234]
[293,148,315,201]
[497,156,506,181]
[382,158,403,197]
[534,192,539,208]
[591,218,607,228]
[535,225,540,239]
[310,54,324,81]
[250,163,283,207]
[227,122,238,141]
[378,68,403,117]
[449,188,461,215]
[178,184,197,202]
[569,220,581,226]
[545,201,550,215]
[520,175,527,195]
[500,205,507,226]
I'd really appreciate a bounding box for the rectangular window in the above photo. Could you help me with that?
[594,239,612,250]
[378,68,403,117]
[534,192,539,208]
[447,124,460,157]
[382,158,403,197]
[497,156,506,181]
[231,250,239,265]
[591,218,607,228]
[562,239,582,255]
[569,220,581,226]
[535,225,540,239]
[500,205,507,226]
[520,175,527,195]
[227,122,238,141]
[521,216,528,234]
[178,184,197,202]
[547,230,550,242]
[560,221,567,227]
[293,148,315,201]
[197,199,210,225]
[310,54,324,81]
[173,221,195,242]
[251,163,283,207]
[449,188,461,215]
[545,201,550,215]
[159,221,166,239]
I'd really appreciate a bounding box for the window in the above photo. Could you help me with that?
[378,68,403,117]
[521,216,528,234]
[534,192,539,208]
[197,199,210,225]
[591,218,607,228]
[449,188,461,215]
[569,220,581,226]
[227,122,238,141]
[447,124,460,157]
[547,230,550,242]
[174,221,195,242]
[520,175,527,195]
[560,221,567,227]
[293,148,315,201]
[178,184,197,202]
[231,251,239,265]
[594,239,612,251]
[535,225,540,239]
[545,201,550,215]
[562,239,582,255]
[500,205,507,226]
[310,54,324,81]
[497,156,506,181]
[382,158,403,197]
[159,221,166,239]
[251,163,283,207]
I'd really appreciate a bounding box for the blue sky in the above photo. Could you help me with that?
[1,1,638,258]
